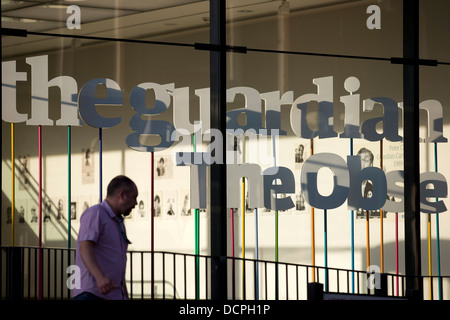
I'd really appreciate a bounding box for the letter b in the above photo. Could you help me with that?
[300,153,349,209]
[347,155,387,211]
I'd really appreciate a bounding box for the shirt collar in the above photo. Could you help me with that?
[101,200,119,220]
[102,200,131,244]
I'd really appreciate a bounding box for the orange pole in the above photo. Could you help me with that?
[366,210,370,269]
[310,138,315,282]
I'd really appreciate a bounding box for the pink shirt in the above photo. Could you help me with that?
[73,200,129,300]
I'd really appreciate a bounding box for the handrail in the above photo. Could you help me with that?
[1,246,447,300]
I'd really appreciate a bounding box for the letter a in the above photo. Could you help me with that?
[67,5,81,30]
[366,5,381,30]
[66,265,81,289]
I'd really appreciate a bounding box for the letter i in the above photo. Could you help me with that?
[339,77,363,139]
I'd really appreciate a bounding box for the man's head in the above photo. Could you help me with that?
[357,147,374,169]
[106,175,138,217]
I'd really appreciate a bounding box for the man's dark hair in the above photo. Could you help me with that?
[357,147,374,162]
[107,175,136,197]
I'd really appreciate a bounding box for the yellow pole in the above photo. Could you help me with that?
[428,214,433,300]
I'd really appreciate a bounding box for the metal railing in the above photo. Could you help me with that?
[1,246,447,300]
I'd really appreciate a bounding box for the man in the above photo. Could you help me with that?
[73,175,138,300]
[357,147,374,198]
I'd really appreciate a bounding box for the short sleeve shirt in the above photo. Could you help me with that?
[73,200,129,300]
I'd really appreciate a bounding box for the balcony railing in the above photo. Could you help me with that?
[1,246,447,300]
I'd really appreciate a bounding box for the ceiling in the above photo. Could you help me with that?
[1,0,360,58]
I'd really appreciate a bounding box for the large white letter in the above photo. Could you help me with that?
[78,78,122,128]
[420,172,448,214]
[2,60,28,123]
[227,163,264,209]
[347,155,387,210]
[26,55,80,126]
[263,166,295,211]
[290,77,337,139]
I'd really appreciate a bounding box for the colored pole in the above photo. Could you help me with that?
[366,210,370,269]
[310,138,315,282]
[68,126,72,249]
[275,208,279,300]
[436,211,442,300]
[242,136,247,299]
[273,135,279,299]
[99,128,102,203]
[231,208,235,299]
[380,140,384,273]
[434,142,442,300]
[241,177,246,299]
[11,124,15,247]
[350,138,355,293]
[427,214,433,300]
[324,209,328,291]
[150,151,154,300]
[395,212,399,296]
[255,207,259,300]
[38,125,43,300]
[193,133,200,300]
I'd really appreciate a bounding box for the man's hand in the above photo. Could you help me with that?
[96,274,115,294]
[79,240,115,295]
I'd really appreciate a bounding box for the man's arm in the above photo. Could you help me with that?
[78,240,115,294]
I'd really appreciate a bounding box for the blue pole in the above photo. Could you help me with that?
[350,138,355,293]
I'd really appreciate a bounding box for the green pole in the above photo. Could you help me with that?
[193,133,200,299]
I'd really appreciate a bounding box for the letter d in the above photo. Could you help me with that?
[223,305,231,315]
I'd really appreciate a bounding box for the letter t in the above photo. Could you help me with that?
[2,60,28,123]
